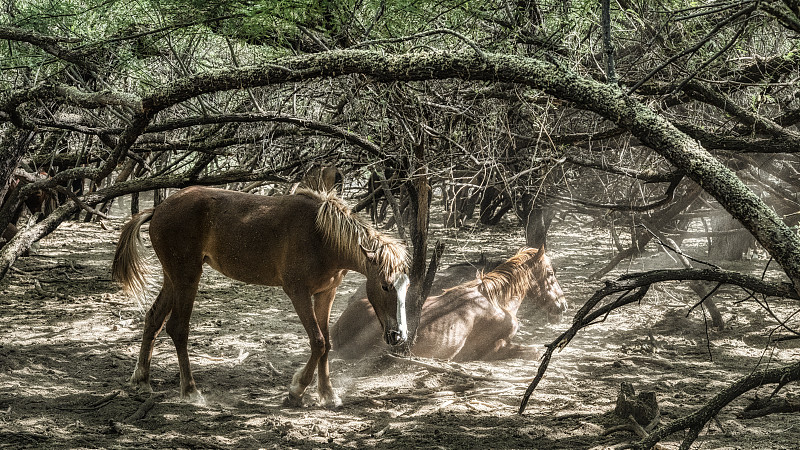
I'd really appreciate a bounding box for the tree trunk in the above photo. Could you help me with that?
[0,131,33,234]
[520,193,556,248]
[395,143,445,355]
[0,201,81,279]
[708,215,754,260]
[401,165,430,354]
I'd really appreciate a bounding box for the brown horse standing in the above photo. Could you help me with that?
[112,186,409,407]
[332,247,567,361]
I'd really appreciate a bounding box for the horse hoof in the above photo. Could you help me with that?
[283,393,304,407]
[130,379,153,394]
[322,396,343,409]
[183,390,206,406]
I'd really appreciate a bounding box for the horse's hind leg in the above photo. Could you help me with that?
[131,287,173,393]
[164,274,202,403]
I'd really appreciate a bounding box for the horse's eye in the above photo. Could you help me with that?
[381,284,392,292]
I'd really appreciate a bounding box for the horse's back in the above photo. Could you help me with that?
[149,186,325,286]
[332,285,504,361]
[345,258,497,304]
[412,287,503,360]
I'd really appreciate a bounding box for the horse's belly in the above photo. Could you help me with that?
[203,254,280,286]
[414,319,472,359]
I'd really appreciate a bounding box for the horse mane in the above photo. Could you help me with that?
[467,247,544,312]
[298,189,408,277]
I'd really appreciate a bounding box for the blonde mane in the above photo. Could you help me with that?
[299,189,408,277]
[464,247,546,312]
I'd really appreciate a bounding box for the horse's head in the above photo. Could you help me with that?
[530,246,568,323]
[362,246,410,346]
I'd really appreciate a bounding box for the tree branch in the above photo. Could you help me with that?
[684,81,800,143]
[145,112,385,158]
[519,264,799,414]
[635,360,800,449]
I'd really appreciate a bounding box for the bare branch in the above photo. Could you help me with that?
[519,264,799,414]
[635,360,800,449]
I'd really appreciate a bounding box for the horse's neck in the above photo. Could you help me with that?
[520,261,551,311]
[505,295,523,315]
[499,262,538,312]
[343,253,368,276]
[347,249,380,277]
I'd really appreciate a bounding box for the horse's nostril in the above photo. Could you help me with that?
[385,330,406,346]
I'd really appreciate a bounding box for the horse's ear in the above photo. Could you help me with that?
[478,252,487,266]
[536,244,546,260]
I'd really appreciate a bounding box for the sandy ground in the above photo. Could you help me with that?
[0,204,799,449]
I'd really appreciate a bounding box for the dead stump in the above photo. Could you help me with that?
[614,382,660,427]
[602,382,661,440]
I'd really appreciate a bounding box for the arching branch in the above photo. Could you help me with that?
[145,113,385,158]
[5,48,800,301]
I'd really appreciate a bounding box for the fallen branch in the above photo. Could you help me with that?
[10,261,78,272]
[385,353,532,383]
[521,263,799,414]
[33,278,69,300]
[60,390,121,412]
[739,395,800,419]
[519,284,650,414]
[635,360,800,449]
[193,349,250,364]
[126,393,161,422]
[266,361,282,376]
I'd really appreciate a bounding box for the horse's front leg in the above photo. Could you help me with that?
[313,287,341,408]
[491,341,542,360]
[284,289,327,407]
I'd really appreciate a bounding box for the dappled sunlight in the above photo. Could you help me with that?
[0,213,798,448]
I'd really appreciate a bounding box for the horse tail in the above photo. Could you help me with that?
[112,208,155,299]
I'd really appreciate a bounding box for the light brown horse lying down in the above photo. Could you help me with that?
[331,247,567,361]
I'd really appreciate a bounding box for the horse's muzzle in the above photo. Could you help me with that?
[547,297,569,323]
[385,329,406,346]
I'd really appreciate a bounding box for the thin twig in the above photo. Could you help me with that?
[627,4,756,94]
[639,224,720,269]
[353,28,486,61]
